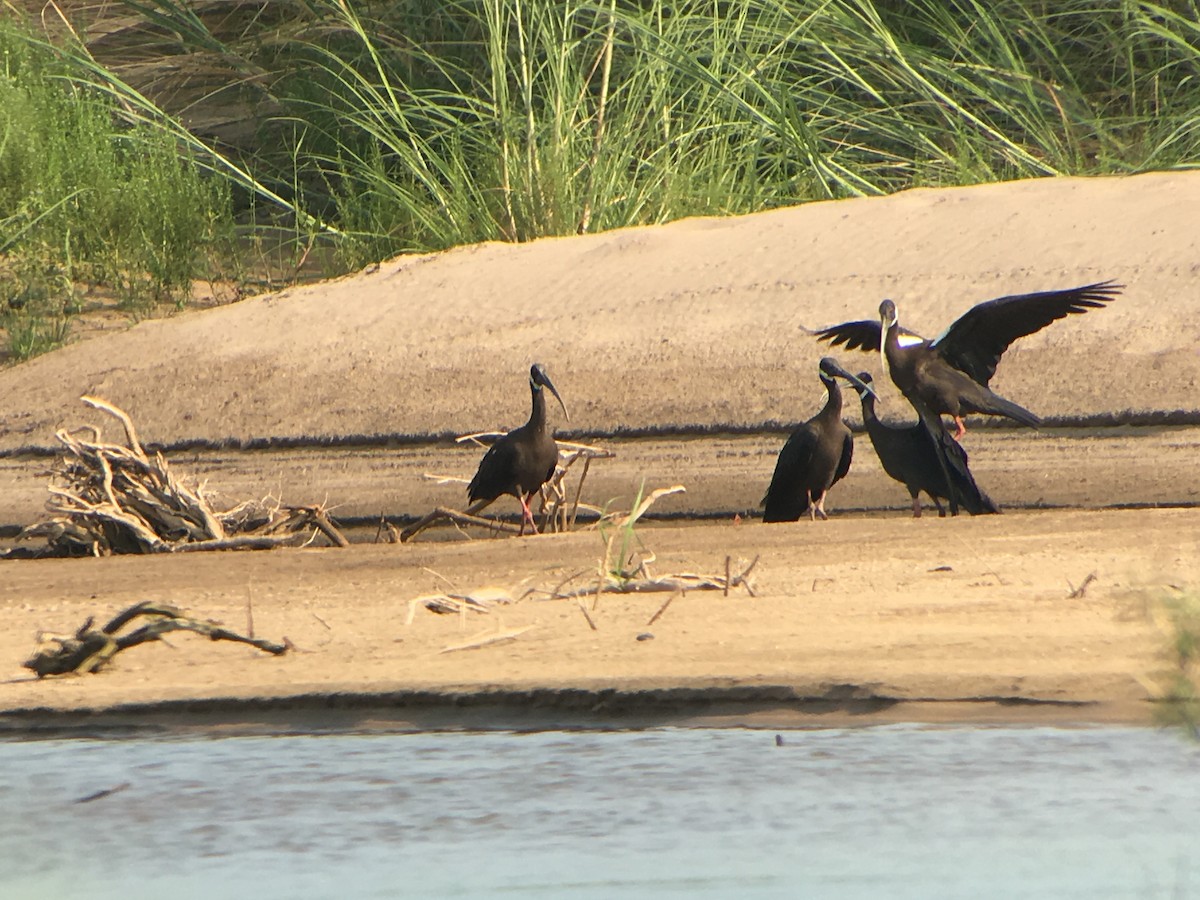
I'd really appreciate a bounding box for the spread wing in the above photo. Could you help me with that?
[931,281,1122,385]
[811,320,927,353]
[811,320,882,352]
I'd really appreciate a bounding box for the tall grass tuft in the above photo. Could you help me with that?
[250,0,1200,262]
[10,1,1200,290]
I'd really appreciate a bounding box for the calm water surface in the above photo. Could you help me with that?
[1,725,1197,899]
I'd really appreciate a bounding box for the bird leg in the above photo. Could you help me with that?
[911,493,923,518]
[931,496,947,518]
[812,491,829,521]
[518,492,539,536]
[952,416,967,441]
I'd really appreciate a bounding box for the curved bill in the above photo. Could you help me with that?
[820,357,878,400]
[532,364,570,422]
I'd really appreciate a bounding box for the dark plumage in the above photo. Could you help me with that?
[851,372,999,518]
[467,363,569,535]
[762,357,875,522]
[813,281,1122,438]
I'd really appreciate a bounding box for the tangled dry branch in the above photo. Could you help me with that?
[17,396,347,556]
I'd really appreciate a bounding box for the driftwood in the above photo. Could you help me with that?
[16,397,347,556]
[23,601,288,678]
[400,438,614,542]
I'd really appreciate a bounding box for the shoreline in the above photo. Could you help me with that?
[0,683,1153,739]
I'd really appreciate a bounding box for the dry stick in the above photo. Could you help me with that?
[400,502,515,543]
[171,533,304,553]
[1068,572,1097,599]
[724,555,732,597]
[647,590,681,626]
[570,456,592,529]
[309,509,349,548]
[422,567,458,591]
[81,395,146,461]
[245,582,255,639]
[733,555,760,597]
[440,625,535,654]
[576,598,599,631]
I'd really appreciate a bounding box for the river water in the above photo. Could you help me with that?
[2,725,1197,899]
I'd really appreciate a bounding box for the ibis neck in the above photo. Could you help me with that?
[527,384,548,432]
[818,377,843,421]
[859,393,879,426]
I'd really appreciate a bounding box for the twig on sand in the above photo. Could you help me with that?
[1068,572,1098,599]
[440,625,535,654]
[647,590,681,626]
[576,599,599,631]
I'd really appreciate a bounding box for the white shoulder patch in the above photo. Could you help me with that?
[897,333,925,348]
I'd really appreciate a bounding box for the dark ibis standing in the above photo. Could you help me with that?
[850,372,999,518]
[762,357,876,522]
[467,363,569,535]
[813,281,1122,438]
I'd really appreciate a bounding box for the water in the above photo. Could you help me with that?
[1,726,1197,899]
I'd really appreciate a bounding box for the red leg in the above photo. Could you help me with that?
[519,493,539,536]
[953,416,967,440]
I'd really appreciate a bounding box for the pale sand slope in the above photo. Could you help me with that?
[1,172,1199,454]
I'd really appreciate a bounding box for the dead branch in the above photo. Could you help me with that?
[16,397,347,556]
[401,505,523,542]
[23,600,288,678]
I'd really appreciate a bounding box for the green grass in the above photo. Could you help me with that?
[112,0,1200,265]
[3,0,1199,357]
[1156,591,1200,739]
[0,16,236,360]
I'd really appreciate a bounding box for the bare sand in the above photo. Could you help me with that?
[2,172,1199,733]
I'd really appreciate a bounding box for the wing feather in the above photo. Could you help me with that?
[931,281,1122,385]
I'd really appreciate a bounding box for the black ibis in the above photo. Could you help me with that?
[467,363,569,535]
[813,281,1122,438]
[762,357,876,522]
[850,372,999,518]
